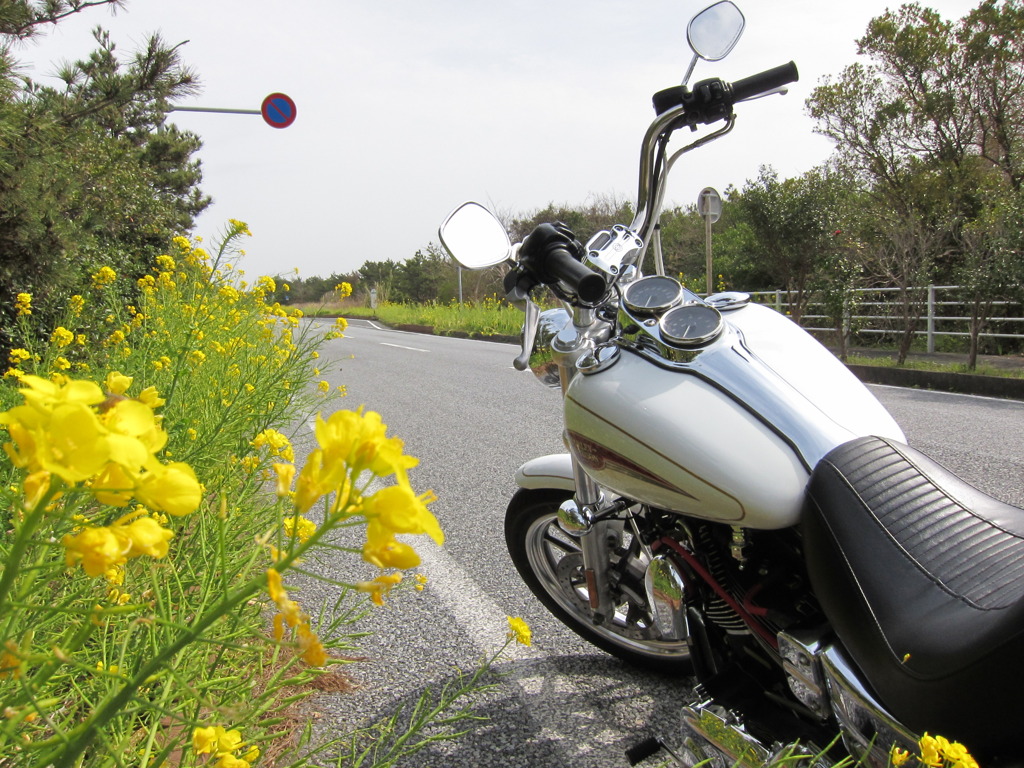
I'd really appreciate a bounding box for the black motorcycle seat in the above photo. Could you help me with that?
[803,435,1024,757]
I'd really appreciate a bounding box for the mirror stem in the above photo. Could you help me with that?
[681,53,699,86]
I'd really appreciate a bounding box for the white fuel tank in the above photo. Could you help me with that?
[563,303,904,529]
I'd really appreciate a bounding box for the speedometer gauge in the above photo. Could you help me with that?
[622,275,684,315]
[659,303,723,348]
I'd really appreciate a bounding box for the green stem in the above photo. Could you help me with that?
[40,574,260,768]
[40,534,317,768]
[137,675,175,768]
[0,484,63,623]
[14,619,97,713]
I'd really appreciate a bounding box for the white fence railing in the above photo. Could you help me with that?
[747,285,1024,353]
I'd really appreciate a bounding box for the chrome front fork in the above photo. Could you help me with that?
[557,483,620,624]
[551,315,623,624]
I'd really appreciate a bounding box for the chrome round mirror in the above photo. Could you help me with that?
[687,1,745,62]
[438,202,512,269]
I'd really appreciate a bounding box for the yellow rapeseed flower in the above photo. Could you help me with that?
[63,527,128,577]
[192,725,243,755]
[104,370,133,395]
[105,564,125,586]
[363,484,442,544]
[325,316,348,339]
[282,515,315,542]
[297,622,328,666]
[890,747,910,766]
[0,648,21,679]
[15,293,31,316]
[266,568,287,604]
[215,753,252,768]
[916,734,978,768]
[8,348,31,365]
[228,218,252,237]
[119,516,175,558]
[63,516,175,576]
[507,616,532,646]
[252,428,294,462]
[51,327,75,348]
[193,729,222,757]
[92,266,117,288]
[362,520,421,570]
[355,573,402,607]
[3,402,110,482]
[313,408,417,480]
[134,462,202,517]
[137,386,165,408]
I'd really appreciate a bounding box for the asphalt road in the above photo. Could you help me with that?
[292,317,1024,767]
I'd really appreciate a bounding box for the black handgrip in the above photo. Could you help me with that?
[730,61,799,103]
[520,222,607,304]
[545,246,607,304]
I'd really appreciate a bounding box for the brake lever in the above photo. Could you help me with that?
[736,86,789,103]
[509,287,540,372]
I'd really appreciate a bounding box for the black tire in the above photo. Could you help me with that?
[505,487,693,673]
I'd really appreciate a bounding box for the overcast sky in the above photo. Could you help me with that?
[15,0,981,280]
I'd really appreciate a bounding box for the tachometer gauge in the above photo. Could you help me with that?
[622,275,684,315]
[659,303,723,348]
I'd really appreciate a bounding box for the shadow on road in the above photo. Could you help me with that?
[308,654,695,768]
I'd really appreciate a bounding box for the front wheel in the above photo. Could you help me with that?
[505,487,692,673]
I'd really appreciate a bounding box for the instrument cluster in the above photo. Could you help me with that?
[620,275,725,353]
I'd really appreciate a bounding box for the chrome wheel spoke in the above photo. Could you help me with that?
[542,528,581,555]
[524,511,687,655]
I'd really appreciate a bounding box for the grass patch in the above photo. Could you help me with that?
[845,353,1024,379]
[298,298,526,338]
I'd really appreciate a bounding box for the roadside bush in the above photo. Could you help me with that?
[0,224,459,767]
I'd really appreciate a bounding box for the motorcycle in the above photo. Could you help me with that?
[438,3,1023,766]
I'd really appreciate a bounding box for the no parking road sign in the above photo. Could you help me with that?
[261,93,297,129]
[171,93,298,129]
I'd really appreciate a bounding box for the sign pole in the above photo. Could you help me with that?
[696,187,722,296]
[706,214,713,295]
[168,93,297,129]
[169,106,260,115]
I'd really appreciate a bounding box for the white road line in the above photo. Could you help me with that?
[414,540,541,662]
[380,342,429,352]
[869,382,1024,404]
